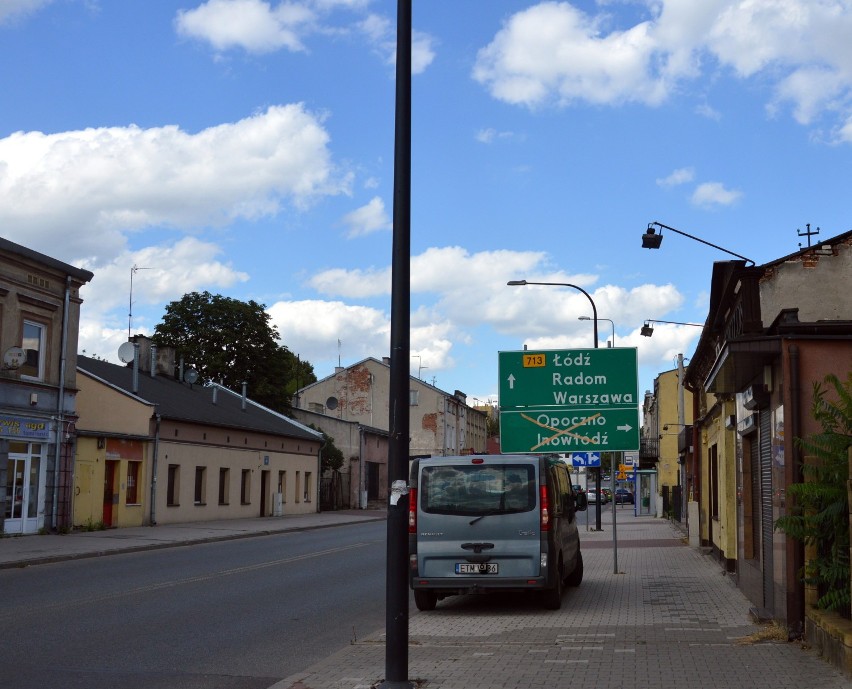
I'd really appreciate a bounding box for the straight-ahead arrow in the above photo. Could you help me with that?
[507,373,516,389]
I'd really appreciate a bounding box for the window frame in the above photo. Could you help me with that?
[126,461,141,505]
[20,318,47,381]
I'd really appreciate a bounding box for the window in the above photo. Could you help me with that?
[241,469,251,505]
[409,389,419,406]
[304,472,312,503]
[167,464,180,506]
[126,461,141,504]
[21,320,46,380]
[295,471,301,503]
[421,464,536,515]
[278,470,287,503]
[219,468,229,505]
[194,466,207,505]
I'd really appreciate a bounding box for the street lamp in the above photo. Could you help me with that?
[579,316,614,347]
[642,221,755,266]
[507,280,598,348]
[640,319,703,337]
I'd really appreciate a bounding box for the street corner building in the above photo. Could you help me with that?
[0,236,93,535]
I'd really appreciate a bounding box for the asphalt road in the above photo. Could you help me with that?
[0,521,388,689]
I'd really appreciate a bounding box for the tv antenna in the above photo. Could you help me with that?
[797,223,820,249]
[128,264,153,338]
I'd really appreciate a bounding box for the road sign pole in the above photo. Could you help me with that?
[612,452,618,574]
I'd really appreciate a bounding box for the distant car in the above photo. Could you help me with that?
[586,489,608,504]
[614,488,634,504]
[573,484,585,495]
[601,488,613,501]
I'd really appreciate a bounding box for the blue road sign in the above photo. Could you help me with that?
[570,452,601,467]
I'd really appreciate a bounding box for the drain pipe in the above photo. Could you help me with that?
[51,276,72,530]
[149,412,161,525]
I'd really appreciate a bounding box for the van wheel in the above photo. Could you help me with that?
[567,550,583,587]
[414,590,438,611]
[542,561,564,610]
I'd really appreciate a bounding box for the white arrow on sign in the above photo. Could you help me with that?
[617,424,633,432]
[507,374,516,389]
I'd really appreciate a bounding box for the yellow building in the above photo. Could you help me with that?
[74,342,323,528]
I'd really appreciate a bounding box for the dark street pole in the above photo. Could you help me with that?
[382,1,412,688]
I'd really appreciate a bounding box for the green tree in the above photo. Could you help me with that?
[153,291,315,414]
[309,425,344,473]
[775,372,852,618]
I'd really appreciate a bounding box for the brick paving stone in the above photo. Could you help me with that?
[273,513,851,689]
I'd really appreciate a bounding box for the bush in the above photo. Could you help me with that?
[775,373,851,618]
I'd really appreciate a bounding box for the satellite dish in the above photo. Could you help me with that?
[184,368,199,385]
[117,342,136,363]
[3,346,25,370]
[326,396,338,410]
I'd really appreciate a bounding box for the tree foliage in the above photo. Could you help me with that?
[309,424,344,473]
[775,372,852,618]
[153,291,315,414]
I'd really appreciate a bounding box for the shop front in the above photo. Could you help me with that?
[1,415,51,534]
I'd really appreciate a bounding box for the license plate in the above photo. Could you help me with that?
[455,563,498,574]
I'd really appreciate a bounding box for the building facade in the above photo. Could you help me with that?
[294,357,488,459]
[75,340,323,527]
[289,407,389,509]
[0,237,93,534]
[684,230,852,632]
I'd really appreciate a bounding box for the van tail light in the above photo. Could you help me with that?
[540,485,550,531]
[408,487,417,533]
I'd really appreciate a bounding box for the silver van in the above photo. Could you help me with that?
[408,454,587,610]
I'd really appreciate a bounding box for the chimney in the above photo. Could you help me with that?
[132,343,140,393]
[382,356,391,365]
[131,334,154,373]
[212,385,218,405]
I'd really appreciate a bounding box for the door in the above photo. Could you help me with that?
[260,470,269,517]
[366,462,380,502]
[4,442,44,535]
[73,458,96,527]
[103,460,117,527]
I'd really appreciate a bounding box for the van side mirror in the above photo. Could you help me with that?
[575,491,588,511]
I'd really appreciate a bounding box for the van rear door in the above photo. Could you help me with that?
[415,457,541,579]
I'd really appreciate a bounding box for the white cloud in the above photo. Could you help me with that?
[341,196,390,238]
[76,237,250,362]
[267,298,390,361]
[472,2,666,108]
[475,127,517,144]
[690,181,742,207]
[473,1,852,139]
[175,0,315,53]
[308,265,390,298]
[357,14,436,75]
[0,0,52,24]
[0,104,350,261]
[656,167,695,187]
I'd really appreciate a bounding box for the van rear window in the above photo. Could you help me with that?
[420,464,536,516]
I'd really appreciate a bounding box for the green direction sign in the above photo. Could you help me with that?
[498,348,638,410]
[500,407,640,454]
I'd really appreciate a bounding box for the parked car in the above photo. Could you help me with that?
[408,454,588,611]
[601,488,613,502]
[586,489,609,504]
[614,488,634,504]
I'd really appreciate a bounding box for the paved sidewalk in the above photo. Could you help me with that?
[274,506,849,689]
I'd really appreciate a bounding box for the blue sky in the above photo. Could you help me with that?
[3,0,851,407]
